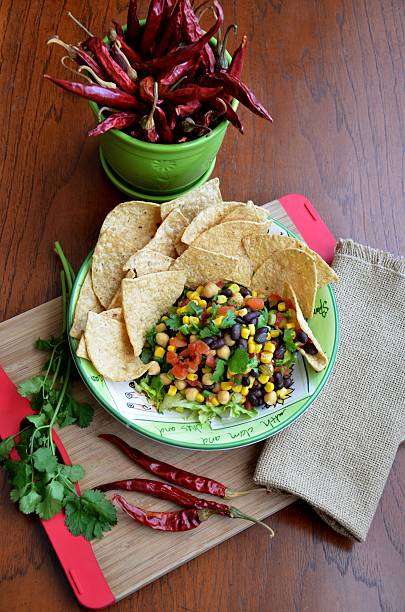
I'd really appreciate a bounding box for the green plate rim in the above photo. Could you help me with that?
[68,221,339,450]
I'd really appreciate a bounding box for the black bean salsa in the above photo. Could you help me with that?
[137,281,318,423]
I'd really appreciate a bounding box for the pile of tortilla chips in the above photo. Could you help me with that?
[70,178,338,381]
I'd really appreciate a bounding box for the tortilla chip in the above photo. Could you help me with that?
[76,335,89,360]
[191,220,268,257]
[85,312,150,381]
[91,229,135,308]
[124,249,174,275]
[107,270,135,309]
[289,285,328,372]
[243,234,338,287]
[122,271,187,356]
[70,270,103,339]
[222,201,271,224]
[100,200,161,249]
[144,208,188,258]
[160,178,222,221]
[181,202,244,245]
[175,241,188,256]
[100,307,123,322]
[251,249,317,319]
[171,246,252,287]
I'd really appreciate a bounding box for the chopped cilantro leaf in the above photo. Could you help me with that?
[211,359,226,383]
[165,313,183,331]
[186,301,203,317]
[257,306,269,328]
[145,326,157,347]
[221,310,236,329]
[199,321,221,338]
[228,349,258,374]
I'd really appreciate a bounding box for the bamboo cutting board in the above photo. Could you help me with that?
[0,197,336,606]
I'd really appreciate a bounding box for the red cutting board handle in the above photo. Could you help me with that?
[278,194,336,264]
[0,368,115,609]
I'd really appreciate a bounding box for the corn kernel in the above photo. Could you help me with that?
[278,302,286,312]
[251,290,257,297]
[196,285,204,294]
[161,315,168,321]
[189,316,200,325]
[270,330,281,338]
[237,308,248,316]
[248,376,255,387]
[248,323,255,336]
[189,291,200,300]
[241,386,249,396]
[217,295,227,304]
[186,373,198,381]
[241,327,250,339]
[213,316,224,326]
[227,370,236,377]
[258,374,270,384]
[239,396,246,403]
[286,322,295,329]
[182,315,189,324]
[202,366,211,373]
[248,341,255,353]
[167,385,177,397]
[265,381,275,393]
[177,306,187,314]
[167,345,176,352]
[154,346,165,359]
[260,352,273,364]
[277,387,292,400]
[254,343,262,353]
[195,392,205,403]
[186,291,194,299]
[228,283,240,294]
[264,341,275,352]
[207,306,212,313]
[210,397,219,406]
[220,381,233,390]
[233,384,242,393]
[198,299,207,308]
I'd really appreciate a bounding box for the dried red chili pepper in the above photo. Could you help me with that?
[181,0,216,72]
[43,75,140,110]
[141,0,166,58]
[109,29,146,70]
[87,38,137,95]
[126,0,141,48]
[211,96,244,133]
[154,0,184,56]
[143,0,223,74]
[158,58,196,87]
[47,37,107,80]
[154,106,175,142]
[113,494,213,531]
[229,34,247,77]
[88,111,138,137]
[139,76,158,102]
[161,85,223,103]
[99,478,274,534]
[201,70,272,122]
[98,433,263,498]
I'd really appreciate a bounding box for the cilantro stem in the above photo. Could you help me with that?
[60,270,67,335]
[48,359,71,453]
[54,242,74,294]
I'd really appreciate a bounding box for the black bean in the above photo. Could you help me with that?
[250,369,260,378]
[210,337,225,349]
[203,337,215,347]
[221,288,232,297]
[273,372,283,389]
[274,345,285,360]
[304,342,318,355]
[230,323,241,340]
[235,316,245,324]
[296,330,308,344]
[248,391,262,406]
[283,377,293,388]
[254,327,268,344]
[240,287,249,297]
[236,338,248,350]
[241,376,250,386]
[244,311,260,323]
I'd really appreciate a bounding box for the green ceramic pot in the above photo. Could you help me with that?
[90,28,236,199]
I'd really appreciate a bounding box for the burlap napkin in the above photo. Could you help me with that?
[255,239,405,541]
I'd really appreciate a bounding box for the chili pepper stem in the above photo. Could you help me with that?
[224,487,267,499]
[198,509,214,522]
[67,11,94,38]
[78,66,117,89]
[229,507,274,537]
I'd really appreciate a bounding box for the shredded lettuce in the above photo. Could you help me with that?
[160,394,257,424]
[136,375,166,409]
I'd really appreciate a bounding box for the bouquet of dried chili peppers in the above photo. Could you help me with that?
[44,0,272,143]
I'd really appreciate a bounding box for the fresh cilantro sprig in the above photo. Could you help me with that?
[0,242,116,540]
[228,348,258,374]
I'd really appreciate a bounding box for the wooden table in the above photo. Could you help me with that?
[1,1,404,610]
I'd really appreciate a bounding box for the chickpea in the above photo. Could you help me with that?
[213,382,220,393]
[216,345,231,360]
[148,361,160,375]
[160,373,172,385]
[202,281,220,299]
[224,333,235,346]
[185,387,199,401]
[155,323,167,332]
[230,292,244,307]
[189,334,198,343]
[264,391,277,405]
[217,389,230,405]
[156,332,169,347]
[175,379,187,390]
[202,373,213,386]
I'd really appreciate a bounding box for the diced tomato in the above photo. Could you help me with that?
[171,364,188,379]
[218,305,235,316]
[276,312,285,326]
[269,293,282,305]
[166,351,178,365]
[285,298,294,310]
[245,399,253,411]
[245,297,265,311]
[170,334,187,348]
[178,298,189,307]
[187,340,210,354]
[201,310,209,323]
[186,380,203,388]
[206,354,216,368]
[216,280,224,287]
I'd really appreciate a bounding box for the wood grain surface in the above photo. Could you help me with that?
[0,1,404,611]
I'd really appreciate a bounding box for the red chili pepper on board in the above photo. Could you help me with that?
[229,34,247,77]
[98,433,263,498]
[87,38,137,95]
[126,0,141,48]
[43,75,140,110]
[113,494,213,531]
[141,0,166,57]
[88,112,138,137]
[99,478,274,534]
